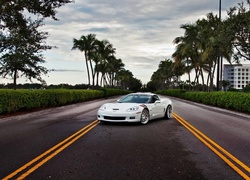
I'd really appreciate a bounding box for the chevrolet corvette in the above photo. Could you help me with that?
[97,92,172,125]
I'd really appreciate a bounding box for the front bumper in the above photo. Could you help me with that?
[97,110,142,123]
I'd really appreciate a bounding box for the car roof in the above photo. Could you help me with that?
[129,92,156,96]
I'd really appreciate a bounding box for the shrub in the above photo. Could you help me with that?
[157,89,250,113]
[0,88,131,114]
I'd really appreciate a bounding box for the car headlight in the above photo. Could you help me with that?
[126,106,139,112]
[99,104,107,111]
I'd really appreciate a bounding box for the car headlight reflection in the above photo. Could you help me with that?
[99,105,107,110]
[126,106,139,112]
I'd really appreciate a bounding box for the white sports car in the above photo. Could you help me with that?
[97,92,173,125]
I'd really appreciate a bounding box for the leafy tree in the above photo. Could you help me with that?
[146,81,158,92]
[0,18,50,89]
[243,84,250,92]
[117,69,133,90]
[150,70,166,90]
[116,69,142,91]
[150,59,174,90]
[221,80,231,91]
[128,77,142,92]
[226,0,250,62]
[0,0,73,30]
[0,0,73,89]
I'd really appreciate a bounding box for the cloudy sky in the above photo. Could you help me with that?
[1,0,240,85]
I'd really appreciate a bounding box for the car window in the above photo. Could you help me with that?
[133,95,150,103]
[119,95,134,103]
[150,95,160,103]
[154,95,160,101]
[119,94,151,103]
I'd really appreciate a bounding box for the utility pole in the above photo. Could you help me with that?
[216,0,222,91]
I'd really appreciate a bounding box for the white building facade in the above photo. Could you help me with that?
[223,64,250,89]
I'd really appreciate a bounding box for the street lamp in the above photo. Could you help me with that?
[216,0,222,91]
[219,0,221,19]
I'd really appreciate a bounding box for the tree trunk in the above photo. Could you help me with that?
[13,69,17,90]
[96,71,99,87]
[188,71,191,91]
[84,52,91,88]
[88,59,95,89]
[199,68,205,91]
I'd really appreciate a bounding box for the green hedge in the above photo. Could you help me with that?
[156,89,250,113]
[100,88,131,97]
[0,88,130,114]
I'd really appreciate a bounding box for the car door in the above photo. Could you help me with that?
[150,95,164,119]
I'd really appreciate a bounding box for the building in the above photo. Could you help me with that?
[223,64,250,89]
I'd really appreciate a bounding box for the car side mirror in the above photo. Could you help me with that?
[155,100,161,104]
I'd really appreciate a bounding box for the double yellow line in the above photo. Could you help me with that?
[172,112,250,180]
[3,120,99,180]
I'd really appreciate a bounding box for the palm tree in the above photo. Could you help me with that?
[72,34,97,88]
[197,13,233,91]
[173,24,203,90]
[72,35,127,88]
[173,13,234,91]
[149,59,174,90]
[110,58,125,87]
[91,52,102,87]
[117,69,133,89]
[93,39,117,87]
[172,45,193,89]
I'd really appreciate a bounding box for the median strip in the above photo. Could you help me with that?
[172,112,250,179]
[3,120,99,180]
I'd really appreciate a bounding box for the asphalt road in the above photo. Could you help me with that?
[0,95,249,180]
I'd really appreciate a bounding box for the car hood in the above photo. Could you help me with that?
[103,103,143,111]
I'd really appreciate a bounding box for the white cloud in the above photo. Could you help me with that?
[2,0,239,85]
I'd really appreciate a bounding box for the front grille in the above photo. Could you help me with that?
[104,116,126,120]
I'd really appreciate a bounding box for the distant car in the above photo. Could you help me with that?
[97,92,173,125]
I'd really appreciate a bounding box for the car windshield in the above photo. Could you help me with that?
[119,94,151,103]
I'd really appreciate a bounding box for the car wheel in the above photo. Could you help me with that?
[140,109,150,125]
[164,105,172,119]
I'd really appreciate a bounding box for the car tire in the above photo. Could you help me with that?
[140,109,150,125]
[164,105,172,119]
